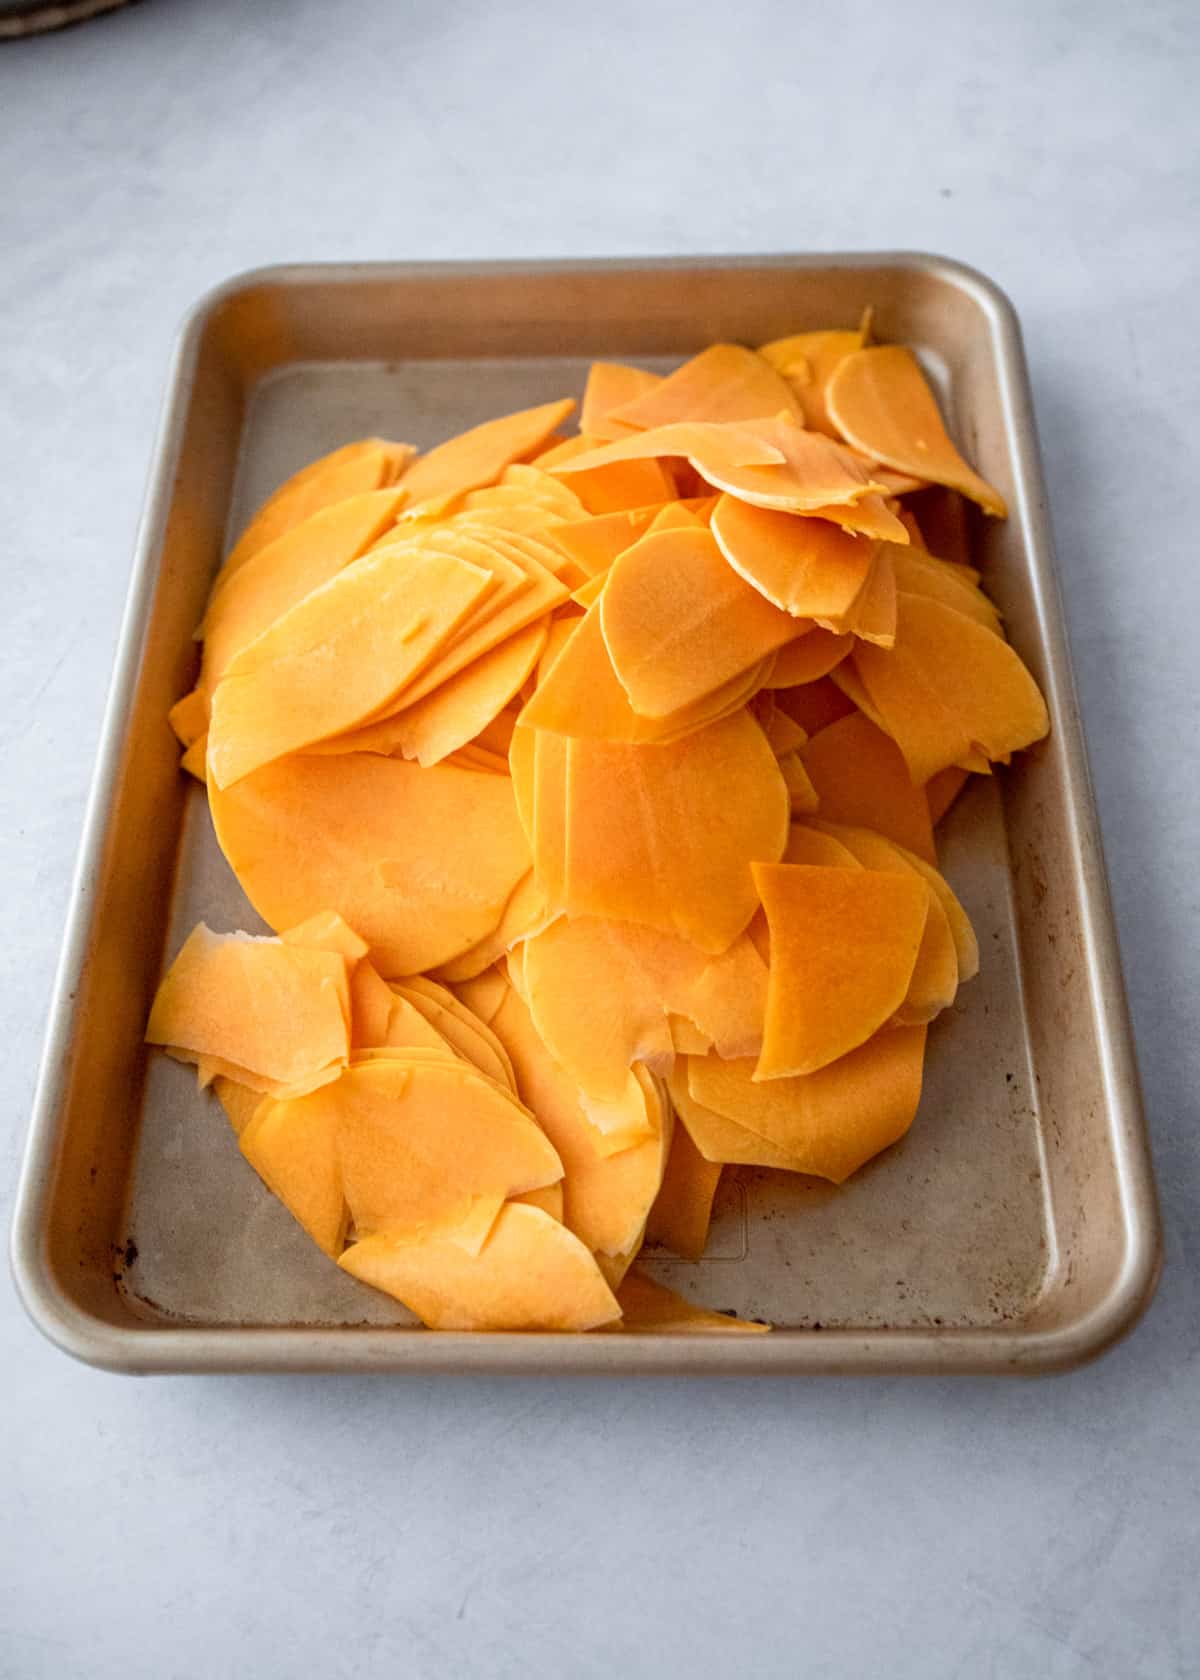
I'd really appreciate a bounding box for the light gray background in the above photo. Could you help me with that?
[3,2,1198,1676]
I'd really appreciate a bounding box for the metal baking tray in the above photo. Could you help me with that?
[11,255,1161,1374]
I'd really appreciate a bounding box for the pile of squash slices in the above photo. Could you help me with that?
[148,324,1049,1333]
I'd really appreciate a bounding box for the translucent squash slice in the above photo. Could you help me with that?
[349,959,402,1048]
[758,328,864,436]
[452,967,510,1028]
[240,1095,349,1257]
[221,439,414,581]
[199,488,409,697]
[887,543,1002,634]
[800,710,936,862]
[168,687,209,749]
[522,914,768,1103]
[208,752,530,977]
[801,822,957,1023]
[751,862,929,1077]
[548,504,668,577]
[512,1182,565,1220]
[430,872,549,985]
[643,1121,723,1261]
[844,541,897,648]
[279,910,370,964]
[520,596,772,746]
[145,924,350,1096]
[580,361,663,439]
[212,1075,263,1138]
[925,765,970,826]
[853,594,1049,783]
[488,983,671,1257]
[766,628,853,687]
[560,710,788,952]
[667,1064,806,1171]
[207,545,493,788]
[391,975,517,1093]
[321,620,547,766]
[825,346,1007,516]
[603,342,805,429]
[599,526,800,717]
[397,399,576,505]
[289,1056,561,1236]
[614,1271,769,1334]
[688,1026,928,1183]
[339,1203,619,1332]
[710,494,875,622]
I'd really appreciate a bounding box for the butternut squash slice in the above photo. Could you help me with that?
[688,1026,928,1182]
[751,862,929,1077]
[758,329,864,436]
[397,399,576,505]
[710,494,875,623]
[145,924,350,1096]
[614,1271,769,1334]
[580,361,663,440]
[644,1120,723,1261]
[800,711,936,862]
[221,439,414,581]
[207,544,493,788]
[559,710,788,952]
[604,342,805,429]
[826,346,1007,516]
[340,1202,619,1331]
[852,593,1049,783]
[240,1094,349,1257]
[926,765,970,825]
[774,675,855,736]
[208,751,530,977]
[548,504,668,578]
[766,628,853,687]
[599,526,800,717]
[212,1075,263,1138]
[667,1064,807,1170]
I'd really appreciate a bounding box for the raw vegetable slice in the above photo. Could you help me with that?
[844,541,897,647]
[213,1075,263,1138]
[644,1121,723,1261]
[488,983,670,1256]
[145,923,350,1095]
[752,862,929,1077]
[392,975,517,1093]
[888,543,1002,633]
[580,361,663,439]
[513,1182,565,1220]
[559,710,788,951]
[207,545,492,788]
[766,628,853,687]
[200,488,409,696]
[599,526,799,717]
[614,1272,769,1334]
[775,676,855,735]
[522,914,767,1103]
[208,752,530,976]
[667,1065,806,1170]
[398,399,576,505]
[340,1203,619,1331]
[826,346,1007,516]
[240,1096,348,1256]
[710,494,875,622]
[800,711,936,862]
[853,593,1049,782]
[925,765,970,825]
[430,872,549,984]
[688,1026,928,1182]
[548,504,667,577]
[604,342,805,429]
[758,328,864,435]
[222,439,414,580]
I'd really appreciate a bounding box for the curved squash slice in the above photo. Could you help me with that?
[888,544,1002,633]
[752,862,929,1077]
[767,628,853,687]
[826,346,1007,516]
[288,1056,560,1236]
[240,1096,348,1256]
[549,504,668,577]
[926,765,970,826]
[208,752,530,977]
[391,975,517,1093]
[560,710,788,951]
[644,1121,723,1261]
[200,488,409,696]
[581,362,663,440]
[207,545,492,788]
[667,1064,805,1170]
[845,542,897,647]
[145,924,350,1096]
[688,1026,928,1182]
[430,872,549,984]
[489,984,670,1256]
[604,343,805,429]
[853,593,1049,783]
[615,1271,769,1334]
[775,675,855,735]
[800,711,936,862]
[758,329,864,435]
[222,439,414,581]
[523,914,767,1103]
[710,494,875,622]
[599,526,799,717]
[339,1203,618,1331]
[398,399,576,505]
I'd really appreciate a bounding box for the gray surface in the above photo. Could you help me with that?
[1,0,1196,1673]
